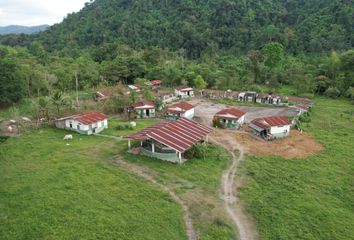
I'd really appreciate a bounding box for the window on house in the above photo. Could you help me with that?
[77,124,80,130]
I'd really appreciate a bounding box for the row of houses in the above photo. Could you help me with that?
[204,89,313,113]
[213,107,292,140]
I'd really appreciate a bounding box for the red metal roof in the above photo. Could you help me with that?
[175,86,193,92]
[150,80,162,85]
[166,102,194,114]
[132,101,156,109]
[287,96,312,104]
[215,108,245,119]
[72,112,108,125]
[127,118,213,153]
[251,116,292,129]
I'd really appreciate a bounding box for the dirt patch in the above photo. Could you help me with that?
[212,128,323,159]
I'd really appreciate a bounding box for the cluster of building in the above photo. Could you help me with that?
[55,80,312,163]
[204,89,313,114]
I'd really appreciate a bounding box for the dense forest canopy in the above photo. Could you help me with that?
[0,0,353,104]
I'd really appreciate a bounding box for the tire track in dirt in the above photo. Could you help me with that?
[210,132,258,240]
[115,159,197,240]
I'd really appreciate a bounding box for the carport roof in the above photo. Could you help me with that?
[251,116,292,129]
[126,118,213,153]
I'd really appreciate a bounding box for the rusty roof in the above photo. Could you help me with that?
[166,102,194,114]
[251,116,292,129]
[215,108,245,119]
[126,118,213,153]
[132,100,156,109]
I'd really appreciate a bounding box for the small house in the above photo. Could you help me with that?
[213,108,246,129]
[175,86,194,98]
[149,80,162,90]
[245,91,257,102]
[55,112,108,135]
[248,116,292,140]
[132,101,156,118]
[166,102,194,120]
[157,91,177,104]
[128,84,141,92]
[126,117,213,163]
[256,94,271,104]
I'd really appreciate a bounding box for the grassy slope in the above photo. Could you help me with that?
[0,128,186,240]
[240,98,354,239]
[121,145,237,239]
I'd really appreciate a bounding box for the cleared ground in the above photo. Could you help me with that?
[191,98,299,125]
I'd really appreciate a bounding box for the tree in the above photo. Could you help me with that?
[143,90,155,101]
[263,42,285,70]
[51,91,67,115]
[0,55,25,103]
[247,50,264,83]
[193,75,207,90]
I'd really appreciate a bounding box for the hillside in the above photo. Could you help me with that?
[34,0,353,57]
[0,25,49,35]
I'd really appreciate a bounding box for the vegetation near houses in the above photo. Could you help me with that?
[239,98,354,240]
[0,129,187,240]
[0,1,353,240]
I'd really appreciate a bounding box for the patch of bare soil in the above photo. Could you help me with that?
[213,128,323,159]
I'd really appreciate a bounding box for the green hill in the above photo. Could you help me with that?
[29,0,354,58]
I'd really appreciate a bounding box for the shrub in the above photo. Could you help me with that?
[115,123,133,130]
[324,87,341,98]
[189,143,210,159]
[212,117,222,128]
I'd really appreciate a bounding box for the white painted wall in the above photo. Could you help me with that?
[237,115,245,125]
[270,125,291,134]
[181,108,194,118]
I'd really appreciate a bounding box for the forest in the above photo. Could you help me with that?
[0,0,353,105]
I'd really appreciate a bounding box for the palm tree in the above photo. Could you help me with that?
[51,91,67,115]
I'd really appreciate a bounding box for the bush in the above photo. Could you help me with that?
[324,87,341,98]
[115,123,133,130]
[189,143,209,159]
[212,117,222,128]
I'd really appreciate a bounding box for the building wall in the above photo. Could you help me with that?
[270,125,290,138]
[175,89,194,98]
[64,119,108,135]
[135,108,156,118]
[181,108,194,119]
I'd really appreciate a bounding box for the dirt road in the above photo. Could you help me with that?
[211,132,258,240]
[115,159,197,240]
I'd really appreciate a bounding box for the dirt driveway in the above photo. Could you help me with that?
[192,98,323,159]
[191,98,299,125]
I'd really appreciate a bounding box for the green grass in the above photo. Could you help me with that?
[239,98,354,239]
[0,128,186,240]
[101,117,159,136]
[121,144,237,239]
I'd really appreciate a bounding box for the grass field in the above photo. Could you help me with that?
[239,98,354,239]
[120,144,237,240]
[0,128,187,240]
[101,117,159,136]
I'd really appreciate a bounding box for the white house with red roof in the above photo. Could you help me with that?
[132,101,156,118]
[214,108,246,129]
[248,116,292,140]
[126,117,213,163]
[175,86,194,98]
[128,84,141,92]
[55,112,108,135]
[166,102,194,120]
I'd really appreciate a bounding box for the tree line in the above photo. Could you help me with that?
[1,41,353,105]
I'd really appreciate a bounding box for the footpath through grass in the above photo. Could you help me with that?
[0,128,186,240]
[121,144,237,240]
[240,98,354,239]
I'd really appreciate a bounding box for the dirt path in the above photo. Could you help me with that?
[115,159,197,240]
[210,132,258,240]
